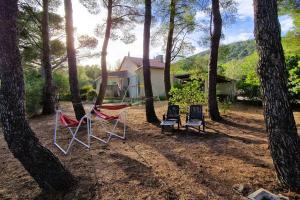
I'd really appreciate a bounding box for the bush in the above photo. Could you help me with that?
[53,72,70,100]
[287,55,300,103]
[169,80,207,113]
[24,70,43,115]
[80,85,94,101]
[87,89,97,101]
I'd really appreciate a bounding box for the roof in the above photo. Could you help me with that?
[107,70,128,78]
[121,56,165,69]
[174,73,235,83]
[95,70,128,81]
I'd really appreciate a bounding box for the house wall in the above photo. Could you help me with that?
[136,68,166,98]
[204,80,236,99]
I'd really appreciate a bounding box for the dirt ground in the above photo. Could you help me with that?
[0,102,300,200]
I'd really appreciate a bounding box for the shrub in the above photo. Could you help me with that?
[53,72,70,100]
[24,70,43,116]
[80,85,94,101]
[87,89,97,101]
[169,80,207,113]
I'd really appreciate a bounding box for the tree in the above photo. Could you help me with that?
[41,0,55,115]
[164,0,176,99]
[254,0,300,191]
[64,0,86,120]
[152,0,198,99]
[208,0,222,121]
[95,0,112,106]
[143,0,159,123]
[81,0,142,106]
[0,0,75,191]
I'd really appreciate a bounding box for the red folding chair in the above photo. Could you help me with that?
[90,104,128,144]
[54,110,91,154]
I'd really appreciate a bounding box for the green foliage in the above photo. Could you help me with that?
[80,85,94,101]
[221,52,261,99]
[85,65,101,82]
[53,71,70,100]
[171,40,256,75]
[219,99,232,114]
[78,67,90,87]
[87,89,97,101]
[169,80,207,113]
[24,69,43,115]
[287,55,300,103]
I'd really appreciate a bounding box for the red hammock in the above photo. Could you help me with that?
[60,114,81,127]
[93,109,119,121]
[95,104,128,110]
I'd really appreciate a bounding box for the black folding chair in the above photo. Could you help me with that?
[161,105,181,133]
[185,105,205,132]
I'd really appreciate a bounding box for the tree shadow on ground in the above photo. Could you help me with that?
[160,150,241,198]
[164,127,267,145]
[126,123,271,171]
[219,118,265,134]
[109,152,162,188]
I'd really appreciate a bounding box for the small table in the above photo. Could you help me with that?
[160,120,176,133]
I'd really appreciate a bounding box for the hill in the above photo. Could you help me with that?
[171,40,256,74]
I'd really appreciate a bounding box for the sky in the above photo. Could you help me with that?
[58,0,294,69]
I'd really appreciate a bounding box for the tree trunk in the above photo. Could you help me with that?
[254,0,300,192]
[143,0,159,123]
[41,0,55,115]
[0,0,75,191]
[208,0,222,121]
[164,0,176,99]
[95,0,112,106]
[64,0,86,120]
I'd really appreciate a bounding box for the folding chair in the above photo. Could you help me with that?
[161,105,181,133]
[90,105,127,144]
[185,105,205,132]
[54,110,91,155]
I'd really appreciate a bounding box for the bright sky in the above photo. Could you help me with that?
[58,0,294,69]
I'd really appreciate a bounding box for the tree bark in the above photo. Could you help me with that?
[208,0,222,121]
[164,0,176,99]
[64,0,86,120]
[254,0,300,192]
[0,0,75,191]
[95,0,112,106]
[41,0,55,115]
[143,0,159,123]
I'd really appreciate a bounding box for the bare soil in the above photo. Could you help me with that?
[0,102,300,200]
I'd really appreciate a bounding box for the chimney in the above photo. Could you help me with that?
[155,55,164,63]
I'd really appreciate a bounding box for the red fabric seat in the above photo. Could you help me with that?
[95,104,128,110]
[93,109,119,121]
[60,114,80,127]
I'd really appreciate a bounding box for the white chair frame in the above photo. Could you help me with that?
[90,109,127,144]
[54,110,91,155]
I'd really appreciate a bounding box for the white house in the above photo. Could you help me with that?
[96,55,166,98]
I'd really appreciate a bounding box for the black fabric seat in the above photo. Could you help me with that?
[186,105,205,132]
